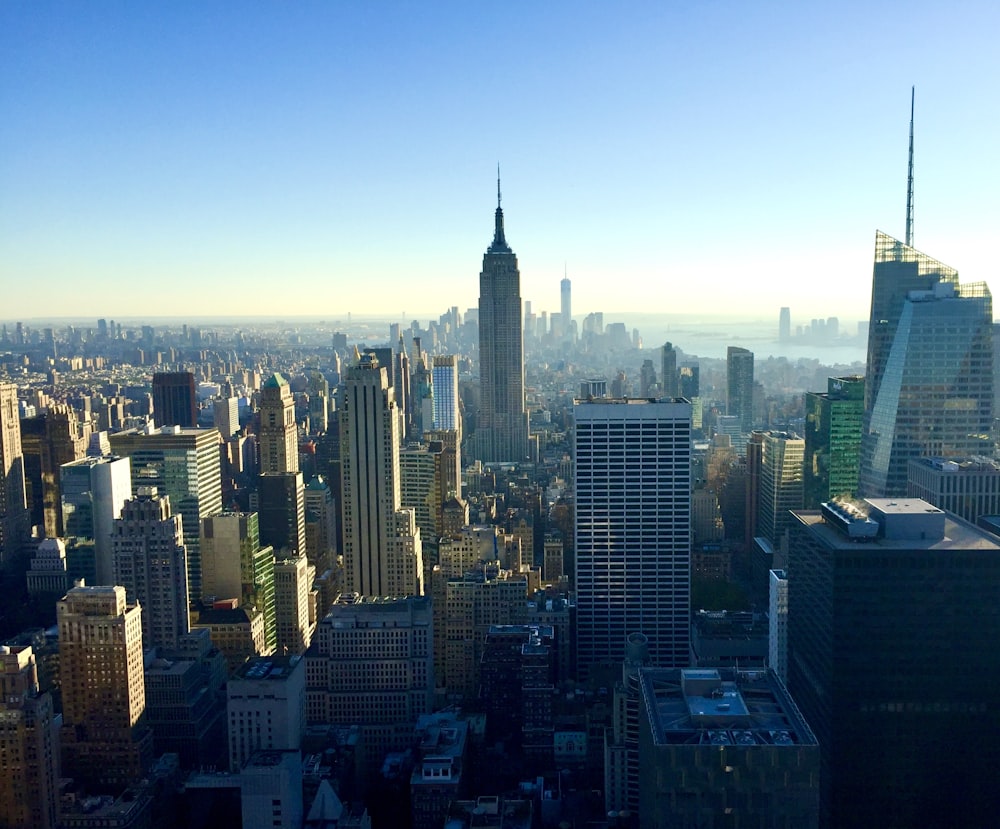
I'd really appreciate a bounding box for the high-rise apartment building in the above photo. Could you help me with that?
[58,585,153,792]
[757,431,805,547]
[0,383,29,563]
[431,355,460,433]
[788,499,1000,827]
[259,373,298,474]
[0,645,58,829]
[200,512,276,654]
[726,346,754,434]
[803,376,864,508]
[860,234,992,495]
[574,398,692,677]
[152,371,197,428]
[476,181,529,462]
[110,426,223,598]
[112,489,190,651]
[340,354,423,597]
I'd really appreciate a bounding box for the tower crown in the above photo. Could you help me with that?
[488,169,511,253]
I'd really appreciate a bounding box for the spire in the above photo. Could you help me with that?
[905,86,914,247]
[489,165,510,253]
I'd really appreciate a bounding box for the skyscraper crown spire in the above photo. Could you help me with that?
[490,166,510,253]
[906,86,915,247]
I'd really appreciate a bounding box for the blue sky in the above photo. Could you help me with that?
[2,2,998,326]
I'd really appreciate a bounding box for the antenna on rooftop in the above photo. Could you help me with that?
[905,86,915,247]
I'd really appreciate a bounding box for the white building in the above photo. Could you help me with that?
[574,398,692,677]
[227,655,305,772]
[768,568,788,683]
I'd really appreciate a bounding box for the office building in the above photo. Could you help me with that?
[110,426,223,598]
[767,568,788,683]
[779,306,791,342]
[0,383,29,563]
[340,354,423,597]
[152,371,197,428]
[241,750,304,829]
[638,668,819,828]
[20,404,87,537]
[213,396,240,439]
[561,275,572,339]
[0,645,58,829]
[660,342,678,398]
[410,712,470,829]
[803,376,864,508]
[258,471,307,557]
[788,498,1000,827]
[227,655,305,771]
[476,180,529,462]
[726,346,754,433]
[907,456,1000,523]
[305,595,433,762]
[61,455,133,585]
[860,232,993,496]
[574,398,692,677]
[193,602,270,673]
[26,537,72,597]
[273,552,315,655]
[304,475,337,571]
[112,488,190,651]
[200,512,276,654]
[259,373,299,474]
[58,585,153,792]
[757,431,805,547]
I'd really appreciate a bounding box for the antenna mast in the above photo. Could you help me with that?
[905,86,914,247]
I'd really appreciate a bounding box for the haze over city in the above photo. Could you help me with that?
[3,2,999,322]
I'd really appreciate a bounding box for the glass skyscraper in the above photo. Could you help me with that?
[860,233,992,496]
[803,376,864,508]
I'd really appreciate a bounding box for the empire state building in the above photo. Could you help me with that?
[476,179,529,463]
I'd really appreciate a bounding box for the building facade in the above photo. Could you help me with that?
[803,376,864,508]
[0,383,29,563]
[726,347,754,434]
[574,398,692,677]
[476,184,529,463]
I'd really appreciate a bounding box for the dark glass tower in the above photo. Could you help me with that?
[803,376,864,508]
[152,371,197,428]
[476,179,529,462]
[726,346,754,433]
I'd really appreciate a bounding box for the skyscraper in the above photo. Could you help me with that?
[0,382,29,563]
[788,499,1000,827]
[259,373,298,474]
[476,178,529,462]
[757,430,805,547]
[152,371,197,428]
[574,397,692,677]
[110,426,223,599]
[431,355,460,433]
[61,455,133,584]
[726,346,754,434]
[560,275,572,340]
[340,354,423,597]
[803,376,864,508]
[859,238,992,496]
[660,342,679,398]
[112,488,190,651]
[59,585,153,793]
[778,306,791,342]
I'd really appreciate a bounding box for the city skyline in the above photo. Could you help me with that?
[3,4,999,322]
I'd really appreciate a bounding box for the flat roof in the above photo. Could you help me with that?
[793,510,1000,552]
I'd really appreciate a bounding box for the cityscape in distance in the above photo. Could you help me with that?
[3,4,1000,829]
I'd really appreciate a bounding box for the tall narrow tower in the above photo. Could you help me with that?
[476,175,529,463]
[259,373,298,474]
[560,273,572,340]
[340,354,423,597]
[726,347,755,433]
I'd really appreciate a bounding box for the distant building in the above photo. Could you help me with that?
[0,383,30,563]
[726,347,754,434]
[259,373,299,475]
[638,668,819,828]
[152,371,197,428]
[757,431,805,548]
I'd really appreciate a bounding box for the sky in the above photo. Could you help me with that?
[2,1,999,327]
